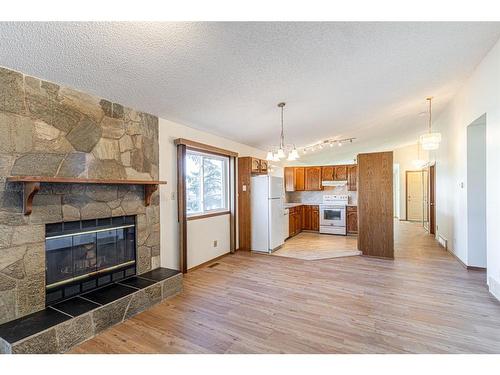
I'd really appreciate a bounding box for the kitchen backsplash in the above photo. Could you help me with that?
[286,185,357,205]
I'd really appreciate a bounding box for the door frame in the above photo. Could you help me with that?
[429,164,436,235]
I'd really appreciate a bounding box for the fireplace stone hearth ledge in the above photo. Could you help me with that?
[0,268,182,354]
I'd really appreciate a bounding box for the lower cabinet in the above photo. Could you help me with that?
[311,206,319,231]
[347,206,358,234]
[288,206,303,237]
[288,205,319,238]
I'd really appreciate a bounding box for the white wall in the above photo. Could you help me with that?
[393,144,429,220]
[158,118,266,270]
[466,116,487,267]
[432,36,500,299]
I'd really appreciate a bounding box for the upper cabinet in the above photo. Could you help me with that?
[285,164,358,191]
[305,167,322,191]
[249,157,268,175]
[321,166,334,181]
[294,167,305,191]
[284,167,295,192]
[347,165,357,191]
[334,165,347,181]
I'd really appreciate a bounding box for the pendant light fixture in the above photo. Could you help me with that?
[420,97,441,150]
[412,140,427,169]
[266,102,299,162]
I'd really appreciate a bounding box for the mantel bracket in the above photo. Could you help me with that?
[144,184,158,207]
[23,182,40,216]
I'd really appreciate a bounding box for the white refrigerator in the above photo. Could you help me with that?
[251,175,284,253]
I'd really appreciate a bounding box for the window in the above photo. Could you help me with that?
[186,150,229,217]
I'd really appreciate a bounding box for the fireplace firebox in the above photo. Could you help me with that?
[45,215,137,305]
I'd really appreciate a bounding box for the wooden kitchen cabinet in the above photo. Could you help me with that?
[249,157,269,174]
[294,167,305,191]
[321,166,334,181]
[259,159,268,173]
[311,205,319,231]
[284,167,295,192]
[302,205,312,230]
[299,205,319,231]
[347,206,358,234]
[347,165,357,191]
[334,165,348,181]
[250,158,261,173]
[305,167,322,191]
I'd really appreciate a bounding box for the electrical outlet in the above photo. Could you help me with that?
[213,240,218,247]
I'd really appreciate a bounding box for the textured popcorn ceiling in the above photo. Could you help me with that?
[1,22,499,163]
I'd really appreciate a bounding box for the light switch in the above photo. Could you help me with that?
[242,185,247,192]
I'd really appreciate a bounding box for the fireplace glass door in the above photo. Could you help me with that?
[45,216,136,305]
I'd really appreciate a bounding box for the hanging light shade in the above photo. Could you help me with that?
[265,102,299,162]
[420,97,441,150]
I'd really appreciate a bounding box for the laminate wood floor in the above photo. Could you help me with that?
[70,221,500,353]
[272,232,361,260]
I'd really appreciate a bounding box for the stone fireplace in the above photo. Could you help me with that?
[0,66,163,326]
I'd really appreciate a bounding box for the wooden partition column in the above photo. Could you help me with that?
[174,139,238,273]
[357,151,394,259]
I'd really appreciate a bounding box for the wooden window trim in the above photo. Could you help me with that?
[187,211,230,221]
[174,138,238,158]
[176,138,237,273]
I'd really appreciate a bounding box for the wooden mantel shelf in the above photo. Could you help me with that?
[6,176,167,215]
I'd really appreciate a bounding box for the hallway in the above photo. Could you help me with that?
[71,220,500,353]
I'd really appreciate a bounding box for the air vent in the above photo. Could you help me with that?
[208,262,220,268]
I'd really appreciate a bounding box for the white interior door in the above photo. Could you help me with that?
[407,171,423,221]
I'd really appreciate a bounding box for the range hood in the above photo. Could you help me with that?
[322,180,347,187]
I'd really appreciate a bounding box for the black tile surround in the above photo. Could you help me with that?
[52,297,100,317]
[0,268,182,353]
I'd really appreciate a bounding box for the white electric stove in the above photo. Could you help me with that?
[319,195,348,235]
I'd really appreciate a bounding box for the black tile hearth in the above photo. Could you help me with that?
[0,308,70,344]
[139,268,181,282]
[81,283,136,305]
[51,297,101,317]
[119,276,156,290]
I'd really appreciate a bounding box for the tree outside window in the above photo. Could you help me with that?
[186,150,229,216]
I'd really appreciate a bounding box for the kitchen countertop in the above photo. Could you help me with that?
[284,202,321,208]
[284,202,357,208]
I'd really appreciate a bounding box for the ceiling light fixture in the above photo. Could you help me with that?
[420,97,441,150]
[412,140,427,169]
[299,137,355,155]
[266,102,299,162]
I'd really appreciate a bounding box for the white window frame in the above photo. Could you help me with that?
[185,149,230,218]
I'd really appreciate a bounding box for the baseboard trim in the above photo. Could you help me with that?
[446,248,486,271]
[187,252,231,272]
[361,254,394,260]
[488,276,500,302]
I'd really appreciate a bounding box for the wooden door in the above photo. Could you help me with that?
[294,167,305,191]
[429,165,436,235]
[406,171,423,221]
[347,207,358,234]
[334,165,347,181]
[357,152,394,259]
[321,166,334,181]
[347,165,357,191]
[284,167,295,192]
[305,167,322,191]
[311,206,319,231]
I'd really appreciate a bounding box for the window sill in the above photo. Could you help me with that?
[187,211,230,221]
